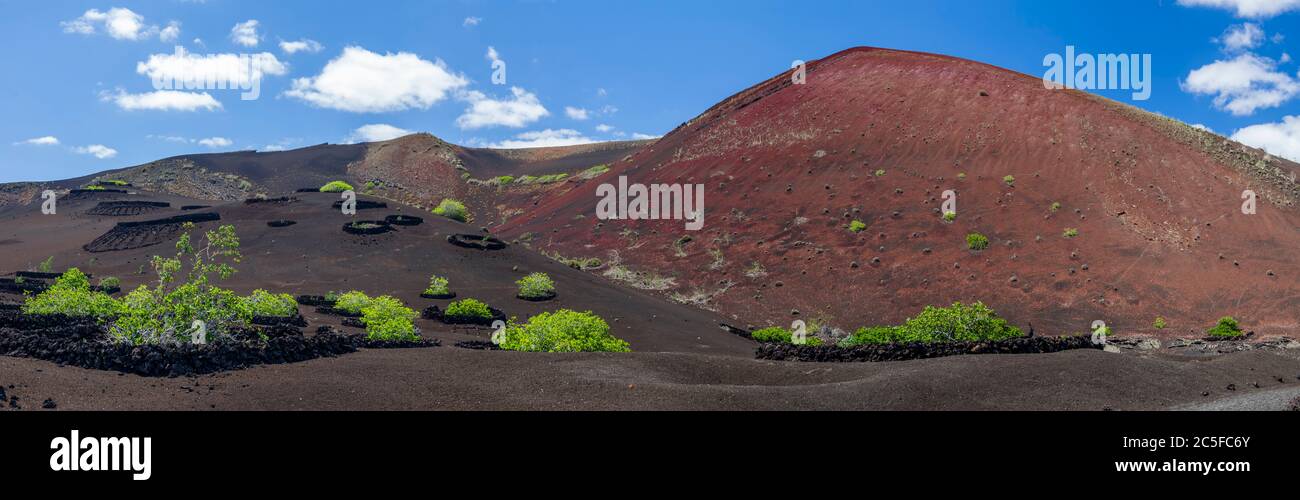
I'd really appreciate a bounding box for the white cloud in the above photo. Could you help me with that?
[463,17,482,27]
[197,137,233,148]
[346,124,412,143]
[455,86,549,129]
[1176,0,1300,18]
[75,144,118,159]
[565,106,590,120]
[489,129,596,148]
[630,133,660,140]
[486,46,503,66]
[280,38,323,55]
[1219,23,1264,51]
[1183,53,1300,115]
[14,136,60,146]
[1231,115,1300,162]
[230,20,261,47]
[102,89,223,111]
[160,21,181,43]
[595,124,614,133]
[1191,123,1215,132]
[61,8,158,40]
[596,87,608,97]
[285,46,469,112]
[136,47,288,89]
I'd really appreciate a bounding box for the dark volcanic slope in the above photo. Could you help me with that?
[0,187,753,355]
[497,47,1300,338]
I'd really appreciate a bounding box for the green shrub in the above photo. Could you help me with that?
[21,268,119,320]
[1153,316,1167,329]
[432,198,469,222]
[320,181,354,193]
[424,275,451,296]
[360,295,419,341]
[966,232,989,250]
[516,272,555,299]
[82,185,106,191]
[108,224,251,344]
[942,211,957,222]
[37,256,54,273]
[751,326,824,346]
[492,175,515,185]
[1207,316,1243,338]
[848,220,867,233]
[100,179,129,186]
[841,301,1022,345]
[242,289,298,317]
[874,169,886,177]
[98,276,121,289]
[334,291,373,314]
[1062,228,1079,238]
[578,164,610,179]
[1050,202,1062,212]
[1003,175,1015,186]
[956,172,966,180]
[500,309,630,352]
[444,298,492,321]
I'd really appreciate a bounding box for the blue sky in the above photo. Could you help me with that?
[3,0,1300,182]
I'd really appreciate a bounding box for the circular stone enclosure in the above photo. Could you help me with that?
[342,220,393,235]
[447,233,507,250]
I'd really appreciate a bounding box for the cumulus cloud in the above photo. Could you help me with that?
[197,137,233,148]
[464,17,482,27]
[1176,0,1300,18]
[230,20,261,47]
[595,124,614,133]
[75,144,118,159]
[565,106,590,120]
[345,124,413,143]
[1232,115,1300,162]
[102,89,223,111]
[61,8,158,40]
[136,47,288,90]
[488,129,595,148]
[285,46,469,112]
[455,86,549,129]
[1219,23,1265,51]
[14,136,60,146]
[629,132,660,140]
[1183,53,1300,115]
[159,21,181,43]
[280,38,323,54]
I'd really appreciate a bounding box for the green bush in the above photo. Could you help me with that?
[444,298,492,321]
[100,179,129,186]
[1207,316,1243,338]
[1003,175,1015,186]
[1153,316,1167,329]
[334,291,373,314]
[432,198,469,222]
[874,169,886,177]
[516,272,555,299]
[82,185,106,191]
[21,268,120,320]
[1062,228,1079,238]
[360,295,419,341]
[942,211,957,222]
[424,275,451,296]
[840,302,1022,346]
[37,256,54,273]
[1050,202,1062,212]
[492,175,515,185]
[320,181,354,193]
[848,220,867,233]
[966,232,989,250]
[500,309,630,352]
[751,326,823,346]
[98,276,121,289]
[242,289,298,317]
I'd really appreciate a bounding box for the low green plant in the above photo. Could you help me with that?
[956,172,966,180]
[100,179,129,186]
[444,298,493,321]
[1050,202,1062,213]
[320,180,354,193]
[359,295,418,341]
[1003,175,1015,186]
[848,220,867,233]
[1153,316,1167,329]
[21,268,120,320]
[98,276,120,289]
[37,256,54,273]
[516,272,555,299]
[751,326,824,346]
[874,169,886,177]
[966,232,989,250]
[82,185,106,191]
[242,289,298,317]
[432,198,469,222]
[840,302,1022,346]
[1207,316,1243,338]
[492,175,515,185]
[334,291,373,314]
[424,275,451,296]
[500,309,630,352]
[942,211,957,222]
[1063,228,1079,238]
[578,164,610,179]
